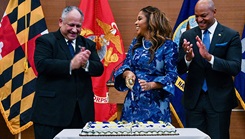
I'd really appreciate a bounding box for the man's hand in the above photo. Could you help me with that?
[182,39,194,61]
[71,47,91,70]
[196,36,212,61]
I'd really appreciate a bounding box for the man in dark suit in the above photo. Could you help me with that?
[177,0,241,139]
[31,6,104,139]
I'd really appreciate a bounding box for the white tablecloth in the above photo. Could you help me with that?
[54,128,211,139]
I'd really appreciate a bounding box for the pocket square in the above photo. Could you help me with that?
[215,42,228,47]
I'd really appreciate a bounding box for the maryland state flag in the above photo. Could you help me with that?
[171,0,198,127]
[0,0,47,134]
[79,0,125,121]
[234,25,245,110]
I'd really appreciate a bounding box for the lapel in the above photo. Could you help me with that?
[75,36,88,54]
[75,36,83,54]
[193,27,202,55]
[195,27,203,40]
[209,23,223,54]
[54,30,74,59]
[193,27,207,67]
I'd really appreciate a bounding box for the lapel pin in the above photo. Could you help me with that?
[218,34,221,36]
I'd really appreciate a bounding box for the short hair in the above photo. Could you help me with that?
[61,6,84,21]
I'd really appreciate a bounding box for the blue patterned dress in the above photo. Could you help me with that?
[114,38,178,123]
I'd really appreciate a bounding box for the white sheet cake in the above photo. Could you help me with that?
[80,121,178,136]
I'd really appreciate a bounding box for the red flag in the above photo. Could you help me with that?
[0,0,48,134]
[79,0,125,121]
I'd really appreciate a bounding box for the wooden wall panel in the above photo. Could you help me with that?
[108,0,245,51]
[0,114,14,139]
[107,0,182,51]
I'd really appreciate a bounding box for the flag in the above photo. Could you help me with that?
[171,0,198,127]
[0,0,48,134]
[79,0,125,121]
[234,24,245,110]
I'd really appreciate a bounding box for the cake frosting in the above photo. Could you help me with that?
[80,121,178,136]
[81,121,131,135]
[132,121,176,135]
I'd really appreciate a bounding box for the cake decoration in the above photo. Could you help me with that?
[80,121,178,136]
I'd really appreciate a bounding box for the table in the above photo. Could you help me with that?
[54,128,211,139]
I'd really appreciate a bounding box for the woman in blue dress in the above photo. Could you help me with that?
[114,6,178,123]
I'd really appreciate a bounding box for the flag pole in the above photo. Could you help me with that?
[170,103,184,128]
[18,132,21,139]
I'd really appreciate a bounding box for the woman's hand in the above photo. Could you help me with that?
[123,70,136,90]
[138,79,152,91]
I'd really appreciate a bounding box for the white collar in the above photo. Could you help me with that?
[202,19,218,34]
[65,39,76,44]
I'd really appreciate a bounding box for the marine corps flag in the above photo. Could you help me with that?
[79,0,125,121]
[0,0,48,134]
[171,0,198,127]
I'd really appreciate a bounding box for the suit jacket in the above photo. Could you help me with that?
[177,23,241,112]
[32,30,104,127]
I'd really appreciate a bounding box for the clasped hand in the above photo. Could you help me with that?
[123,70,152,91]
[71,47,91,70]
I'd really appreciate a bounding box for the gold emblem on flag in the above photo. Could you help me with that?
[81,18,123,66]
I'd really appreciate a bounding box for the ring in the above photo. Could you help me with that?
[186,50,189,53]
